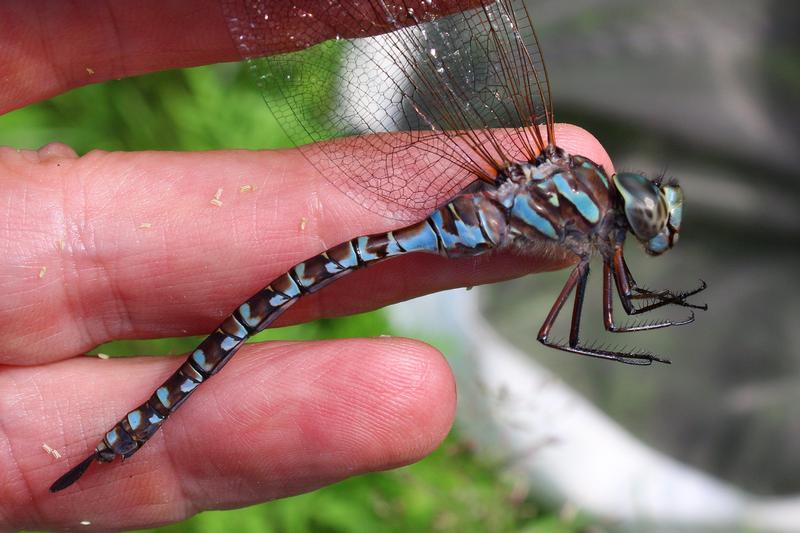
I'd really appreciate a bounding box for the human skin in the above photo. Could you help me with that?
[0,1,614,530]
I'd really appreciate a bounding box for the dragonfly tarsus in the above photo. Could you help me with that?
[612,248,708,315]
[631,280,708,311]
[604,261,698,332]
[541,337,670,366]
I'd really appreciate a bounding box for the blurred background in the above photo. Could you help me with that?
[499,0,800,497]
[1,0,798,531]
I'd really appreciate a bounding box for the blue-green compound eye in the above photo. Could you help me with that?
[613,172,667,240]
[647,234,669,254]
[612,172,683,256]
[663,184,683,232]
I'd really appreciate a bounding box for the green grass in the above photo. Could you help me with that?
[1,65,582,531]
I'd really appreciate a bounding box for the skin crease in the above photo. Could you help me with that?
[0,1,616,530]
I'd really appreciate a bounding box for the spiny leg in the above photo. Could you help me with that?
[631,281,708,312]
[623,253,707,308]
[537,261,668,365]
[603,260,694,333]
[613,247,707,314]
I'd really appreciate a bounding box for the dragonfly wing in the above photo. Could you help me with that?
[224,0,554,221]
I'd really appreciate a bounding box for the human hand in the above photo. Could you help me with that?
[0,1,613,530]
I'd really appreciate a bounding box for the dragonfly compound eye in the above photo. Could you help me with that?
[612,172,675,254]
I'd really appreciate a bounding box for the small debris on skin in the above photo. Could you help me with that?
[94,353,111,360]
[239,184,254,193]
[42,443,62,460]
[210,188,224,207]
[85,67,95,75]
[300,217,308,231]
[80,520,92,526]
[38,266,47,278]
[138,222,152,229]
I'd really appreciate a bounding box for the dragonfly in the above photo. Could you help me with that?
[50,0,706,492]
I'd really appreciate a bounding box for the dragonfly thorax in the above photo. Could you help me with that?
[487,152,622,259]
[611,172,683,256]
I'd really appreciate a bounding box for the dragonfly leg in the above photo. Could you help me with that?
[613,247,707,314]
[538,261,669,365]
[567,259,589,348]
[621,254,703,302]
[603,260,694,332]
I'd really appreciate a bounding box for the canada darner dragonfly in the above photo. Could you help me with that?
[50,0,706,492]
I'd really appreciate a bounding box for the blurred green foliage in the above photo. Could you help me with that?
[134,434,589,533]
[1,65,580,531]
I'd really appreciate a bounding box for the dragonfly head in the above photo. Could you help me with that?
[612,172,683,256]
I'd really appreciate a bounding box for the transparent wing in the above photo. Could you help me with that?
[224,0,554,220]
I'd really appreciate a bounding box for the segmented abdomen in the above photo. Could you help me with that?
[94,193,505,462]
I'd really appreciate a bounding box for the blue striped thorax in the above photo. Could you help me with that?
[492,152,616,250]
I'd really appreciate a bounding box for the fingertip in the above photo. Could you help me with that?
[173,337,456,501]
[261,336,457,469]
[364,336,457,466]
[553,123,616,175]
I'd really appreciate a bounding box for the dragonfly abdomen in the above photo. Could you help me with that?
[50,194,504,491]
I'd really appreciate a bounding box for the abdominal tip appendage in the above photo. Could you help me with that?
[49,453,97,493]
